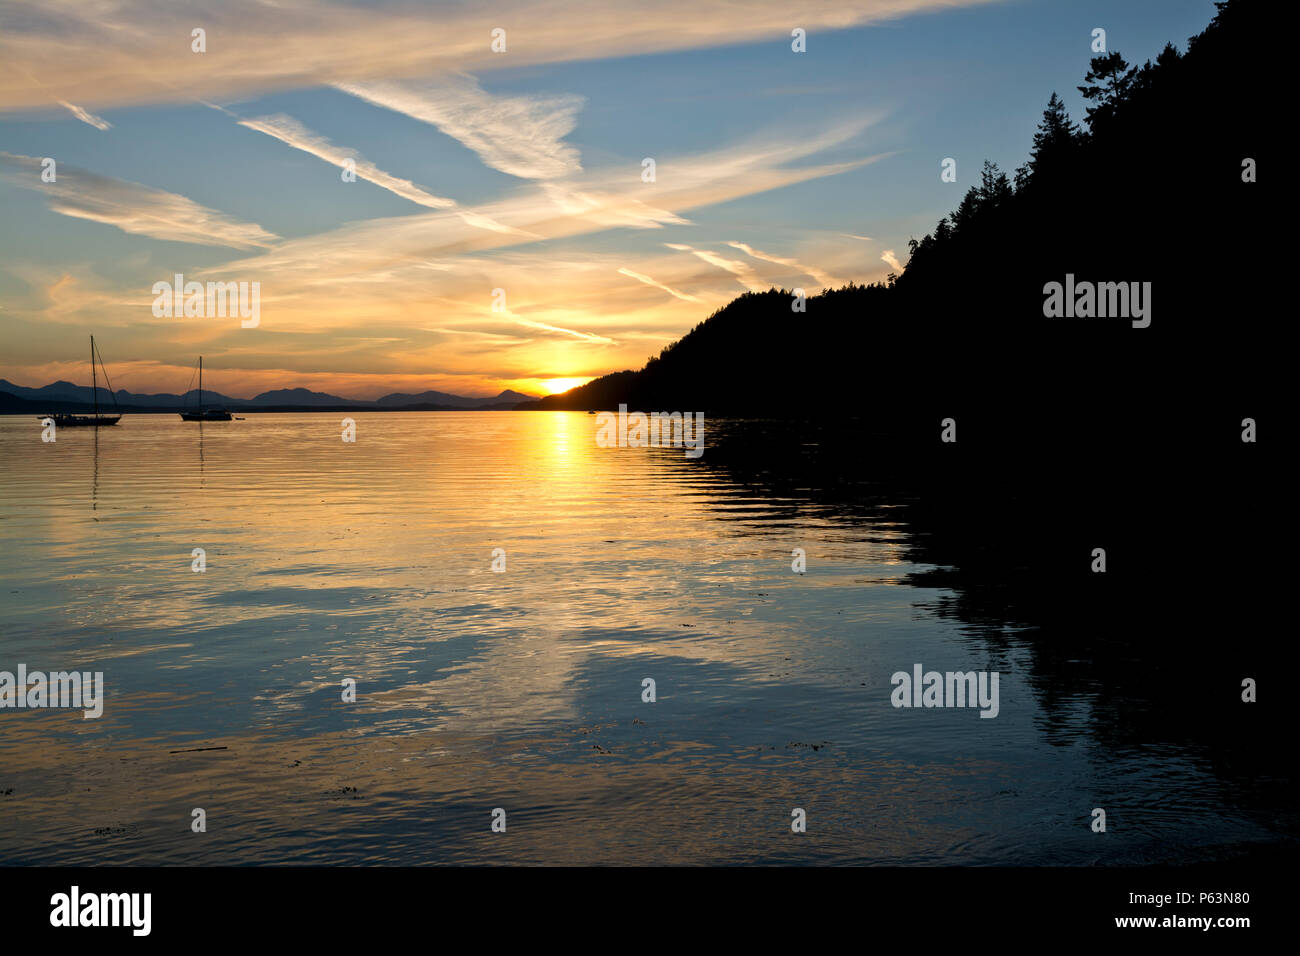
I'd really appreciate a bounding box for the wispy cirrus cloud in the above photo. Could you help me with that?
[335,75,584,180]
[540,181,690,230]
[664,243,766,292]
[421,327,529,343]
[58,101,110,130]
[506,314,616,345]
[881,249,904,272]
[727,241,838,288]
[232,110,529,235]
[197,119,886,283]
[0,152,277,249]
[236,113,456,209]
[617,267,702,303]
[0,0,998,114]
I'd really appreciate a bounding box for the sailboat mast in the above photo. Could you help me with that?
[91,335,98,417]
[199,356,203,408]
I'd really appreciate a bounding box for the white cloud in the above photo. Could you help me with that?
[664,243,766,292]
[727,241,838,288]
[505,314,616,344]
[0,152,277,250]
[335,76,584,180]
[198,121,886,284]
[233,111,531,235]
[237,113,456,209]
[0,1,997,114]
[618,267,703,303]
[58,101,111,130]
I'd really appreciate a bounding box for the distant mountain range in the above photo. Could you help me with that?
[0,379,538,413]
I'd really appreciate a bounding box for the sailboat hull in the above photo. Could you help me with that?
[181,355,234,421]
[180,410,232,421]
[51,415,120,427]
[51,336,122,426]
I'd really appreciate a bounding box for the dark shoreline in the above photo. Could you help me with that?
[1,402,527,415]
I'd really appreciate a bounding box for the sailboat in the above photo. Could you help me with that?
[179,356,233,421]
[47,336,121,427]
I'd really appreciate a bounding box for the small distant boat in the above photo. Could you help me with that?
[179,356,233,422]
[45,336,121,427]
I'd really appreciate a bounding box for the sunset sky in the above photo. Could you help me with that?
[0,0,1214,399]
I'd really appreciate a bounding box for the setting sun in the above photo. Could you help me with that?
[541,377,592,395]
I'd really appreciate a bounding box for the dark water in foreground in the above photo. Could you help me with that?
[0,412,1292,864]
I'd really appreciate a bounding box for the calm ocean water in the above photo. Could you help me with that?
[0,412,1288,864]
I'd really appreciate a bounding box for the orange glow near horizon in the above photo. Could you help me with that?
[540,377,592,395]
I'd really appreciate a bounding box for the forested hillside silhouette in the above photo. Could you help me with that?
[532,0,1270,428]
[531,2,1285,834]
